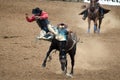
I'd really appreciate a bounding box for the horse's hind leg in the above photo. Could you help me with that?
[42,46,53,67]
[94,24,97,33]
[69,46,76,75]
[98,18,102,33]
[94,19,98,33]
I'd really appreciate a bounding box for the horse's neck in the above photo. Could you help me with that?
[90,2,98,9]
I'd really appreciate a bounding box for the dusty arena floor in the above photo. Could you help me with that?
[0,0,120,80]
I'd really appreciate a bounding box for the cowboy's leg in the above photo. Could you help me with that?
[40,19,50,33]
[40,23,55,40]
[99,6,104,18]
[41,24,55,40]
[42,26,49,33]
[43,32,54,40]
[82,9,88,20]
[85,9,88,17]
[37,30,46,39]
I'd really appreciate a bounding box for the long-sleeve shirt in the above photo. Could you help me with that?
[26,11,49,32]
[26,11,48,22]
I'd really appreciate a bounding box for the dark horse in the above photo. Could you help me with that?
[88,5,102,33]
[42,32,78,77]
[80,2,110,33]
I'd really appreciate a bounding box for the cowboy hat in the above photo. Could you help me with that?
[32,7,42,15]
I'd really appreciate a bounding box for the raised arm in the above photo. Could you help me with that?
[25,13,35,22]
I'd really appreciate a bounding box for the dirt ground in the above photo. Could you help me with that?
[0,0,120,80]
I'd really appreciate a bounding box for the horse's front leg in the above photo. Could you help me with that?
[88,18,91,33]
[42,47,53,68]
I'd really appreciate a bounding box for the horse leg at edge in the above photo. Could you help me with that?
[94,19,98,33]
[94,24,97,33]
[42,47,53,67]
[88,18,91,33]
[69,46,76,75]
[98,18,102,33]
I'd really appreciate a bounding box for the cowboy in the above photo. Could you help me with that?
[25,7,53,40]
[81,0,104,20]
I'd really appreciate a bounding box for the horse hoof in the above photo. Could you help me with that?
[41,63,46,68]
[97,29,100,34]
[61,71,66,75]
[66,73,73,78]
[87,29,90,33]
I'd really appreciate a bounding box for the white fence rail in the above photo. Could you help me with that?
[84,0,120,6]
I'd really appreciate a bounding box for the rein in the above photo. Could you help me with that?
[67,33,79,51]
[67,40,76,51]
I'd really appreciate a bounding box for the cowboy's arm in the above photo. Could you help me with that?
[25,14,35,22]
[40,11,48,19]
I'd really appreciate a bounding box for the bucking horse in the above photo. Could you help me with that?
[42,32,79,77]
